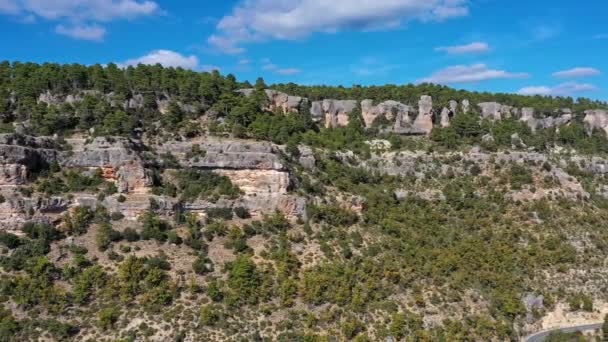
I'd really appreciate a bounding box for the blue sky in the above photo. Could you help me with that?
[1,0,607,100]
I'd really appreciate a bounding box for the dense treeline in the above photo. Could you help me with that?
[1,61,606,137]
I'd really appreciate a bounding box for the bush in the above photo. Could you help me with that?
[199,305,220,326]
[0,232,22,249]
[97,307,121,330]
[206,208,233,220]
[139,211,171,242]
[193,256,214,275]
[22,222,60,242]
[122,228,140,242]
[174,170,241,202]
[234,207,251,219]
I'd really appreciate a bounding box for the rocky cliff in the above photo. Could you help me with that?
[0,134,306,229]
[241,88,601,135]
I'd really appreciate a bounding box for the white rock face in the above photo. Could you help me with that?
[413,95,434,134]
[310,99,358,128]
[584,110,608,136]
[462,99,470,114]
[238,89,307,114]
[440,107,451,128]
[361,99,412,128]
[478,102,502,121]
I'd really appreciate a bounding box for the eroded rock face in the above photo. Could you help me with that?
[440,107,451,128]
[238,89,307,114]
[478,102,502,121]
[0,134,60,186]
[310,99,358,128]
[584,110,608,136]
[361,100,413,128]
[64,137,152,194]
[412,95,434,134]
[462,99,470,114]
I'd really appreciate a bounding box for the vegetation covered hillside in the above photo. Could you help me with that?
[0,61,608,341]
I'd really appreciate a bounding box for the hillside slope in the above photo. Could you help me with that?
[0,62,608,341]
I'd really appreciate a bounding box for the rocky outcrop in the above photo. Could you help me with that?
[462,99,470,114]
[584,110,608,136]
[0,134,60,186]
[310,99,358,128]
[63,137,152,194]
[238,89,307,114]
[440,107,451,128]
[412,95,434,134]
[361,100,413,128]
[478,102,502,121]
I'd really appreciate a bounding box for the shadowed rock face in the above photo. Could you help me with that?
[0,134,60,186]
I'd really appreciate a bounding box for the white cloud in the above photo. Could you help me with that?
[435,42,490,54]
[275,68,301,75]
[0,0,159,41]
[417,63,528,84]
[238,58,250,65]
[55,24,106,41]
[209,0,469,54]
[552,67,601,79]
[121,50,199,69]
[518,82,598,96]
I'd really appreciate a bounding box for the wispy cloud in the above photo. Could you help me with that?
[518,82,598,96]
[350,57,401,76]
[208,0,470,54]
[417,63,528,84]
[260,58,300,76]
[0,0,160,41]
[275,68,301,75]
[55,24,106,42]
[435,42,490,55]
[553,67,601,79]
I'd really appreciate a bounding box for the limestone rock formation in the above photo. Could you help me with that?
[584,110,608,136]
[361,100,413,129]
[440,107,451,128]
[310,99,357,128]
[238,89,307,114]
[0,134,60,186]
[411,95,434,134]
[462,99,470,114]
[478,102,502,121]
[63,137,152,194]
